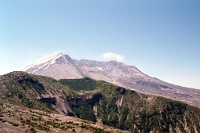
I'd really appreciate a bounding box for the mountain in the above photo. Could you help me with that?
[0,71,128,133]
[23,53,200,108]
[0,72,200,133]
[23,53,83,79]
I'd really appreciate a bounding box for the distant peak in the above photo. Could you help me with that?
[22,52,72,71]
[57,52,64,56]
[54,52,65,58]
[107,60,123,65]
[108,60,119,63]
[50,53,72,61]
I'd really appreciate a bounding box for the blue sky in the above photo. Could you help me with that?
[0,0,200,89]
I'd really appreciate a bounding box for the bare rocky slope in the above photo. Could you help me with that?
[23,53,200,108]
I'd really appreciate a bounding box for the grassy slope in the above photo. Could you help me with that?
[0,71,73,114]
[0,72,200,133]
[60,78,200,133]
[0,72,128,132]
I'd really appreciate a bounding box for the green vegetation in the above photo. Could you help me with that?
[18,78,45,94]
[60,78,200,133]
[1,72,200,133]
[30,127,37,133]
[73,101,96,122]
[0,71,70,113]
[59,77,97,91]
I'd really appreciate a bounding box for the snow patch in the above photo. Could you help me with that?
[23,53,65,72]
[97,67,103,71]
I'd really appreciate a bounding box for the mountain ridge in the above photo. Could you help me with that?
[23,53,200,108]
[1,71,200,132]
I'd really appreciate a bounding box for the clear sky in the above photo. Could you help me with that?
[0,0,200,89]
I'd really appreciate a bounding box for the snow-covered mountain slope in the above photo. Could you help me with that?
[23,53,71,72]
[23,53,200,108]
[23,53,83,79]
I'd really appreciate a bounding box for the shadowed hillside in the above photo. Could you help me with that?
[60,78,200,133]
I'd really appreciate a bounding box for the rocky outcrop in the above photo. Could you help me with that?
[66,93,102,106]
[38,95,56,105]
